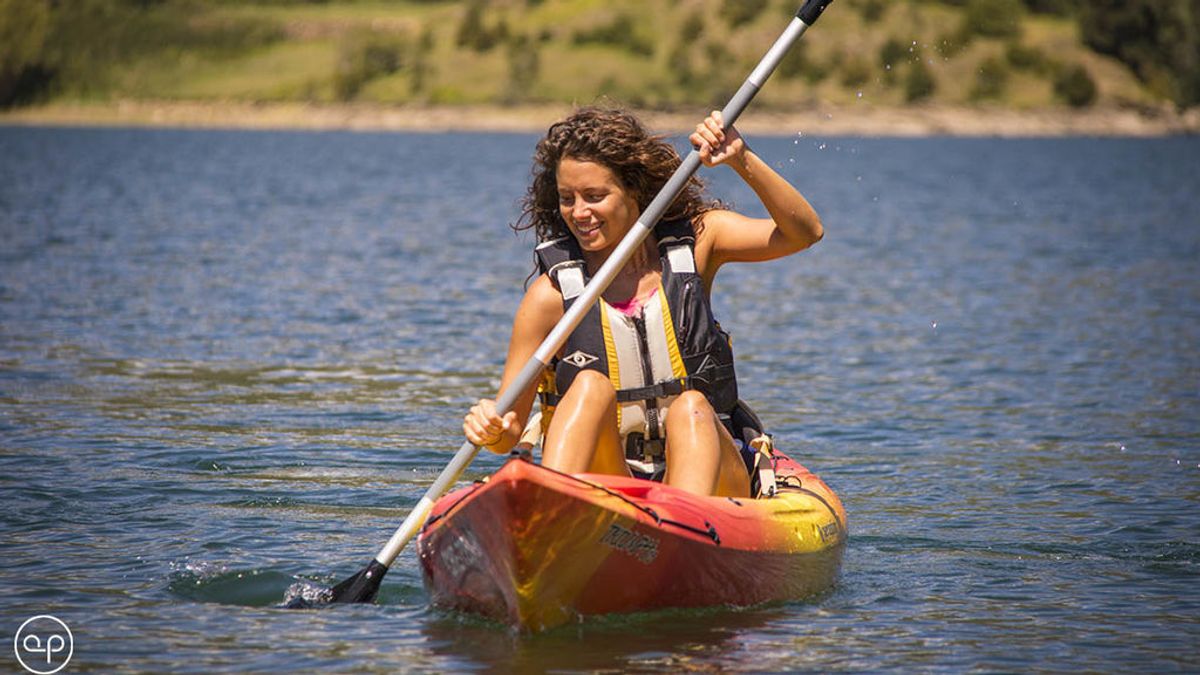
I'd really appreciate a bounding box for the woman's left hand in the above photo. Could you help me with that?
[690,110,746,168]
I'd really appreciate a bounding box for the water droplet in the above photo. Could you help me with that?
[931,321,938,330]
[789,158,795,163]
[856,91,863,99]
[856,175,862,181]
[818,143,827,150]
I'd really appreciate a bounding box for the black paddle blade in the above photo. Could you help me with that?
[329,559,389,604]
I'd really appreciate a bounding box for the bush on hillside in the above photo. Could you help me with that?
[333,30,407,101]
[680,13,705,44]
[879,38,908,83]
[776,43,809,80]
[855,0,887,23]
[1054,63,1097,107]
[840,56,872,89]
[1020,0,1078,15]
[1005,42,1053,74]
[935,28,972,58]
[971,56,1011,99]
[720,0,768,28]
[572,13,653,56]
[963,0,1025,39]
[905,58,937,102]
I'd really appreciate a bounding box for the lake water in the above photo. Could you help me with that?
[1,125,1197,672]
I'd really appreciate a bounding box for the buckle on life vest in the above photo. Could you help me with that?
[614,378,686,403]
[624,434,665,463]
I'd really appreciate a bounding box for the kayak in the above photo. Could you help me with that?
[416,450,847,631]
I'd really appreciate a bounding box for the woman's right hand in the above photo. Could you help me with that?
[463,398,518,451]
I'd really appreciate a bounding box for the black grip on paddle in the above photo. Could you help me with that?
[797,0,834,24]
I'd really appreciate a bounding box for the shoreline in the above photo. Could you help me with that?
[2,100,1197,137]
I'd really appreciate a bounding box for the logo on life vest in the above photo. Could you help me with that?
[599,523,659,564]
[562,350,599,369]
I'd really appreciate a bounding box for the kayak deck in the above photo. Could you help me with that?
[417,453,846,631]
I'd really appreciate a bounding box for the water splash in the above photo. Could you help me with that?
[167,560,308,607]
[281,580,334,609]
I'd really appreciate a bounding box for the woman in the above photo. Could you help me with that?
[463,106,822,498]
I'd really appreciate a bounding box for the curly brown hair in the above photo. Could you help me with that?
[513,106,720,243]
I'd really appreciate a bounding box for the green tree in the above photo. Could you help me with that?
[456,0,496,52]
[1079,0,1200,106]
[505,34,539,103]
[410,27,434,96]
[0,0,52,105]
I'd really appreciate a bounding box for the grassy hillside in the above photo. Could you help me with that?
[0,0,1190,113]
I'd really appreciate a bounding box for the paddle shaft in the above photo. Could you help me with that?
[370,0,834,570]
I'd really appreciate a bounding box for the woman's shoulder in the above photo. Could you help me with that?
[521,273,565,311]
[691,208,740,270]
[512,273,565,340]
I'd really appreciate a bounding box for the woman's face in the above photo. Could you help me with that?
[556,157,641,254]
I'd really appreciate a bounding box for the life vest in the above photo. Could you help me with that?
[534,218,739,462]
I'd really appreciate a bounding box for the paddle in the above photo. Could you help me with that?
[324,0,835,605]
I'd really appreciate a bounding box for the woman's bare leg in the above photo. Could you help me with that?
[541,370,629,476]
[663,392,750,497]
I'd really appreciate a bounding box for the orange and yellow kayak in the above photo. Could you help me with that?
[416,452,847,631]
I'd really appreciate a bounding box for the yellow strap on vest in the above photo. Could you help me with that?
[656,279,688,380]
[598,300,622,431]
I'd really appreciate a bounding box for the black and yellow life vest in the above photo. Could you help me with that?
[535,218,738,454]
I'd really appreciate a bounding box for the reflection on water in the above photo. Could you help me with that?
[1,127,1198,671]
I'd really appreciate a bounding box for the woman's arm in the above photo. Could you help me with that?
[463,274,563,454]
[690,111,823,277]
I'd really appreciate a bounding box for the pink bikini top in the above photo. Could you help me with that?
[606,288,658,317]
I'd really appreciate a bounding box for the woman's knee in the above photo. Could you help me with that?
[666,390,716,429]
[562,370,616,406]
